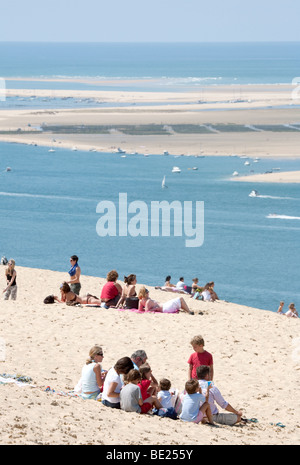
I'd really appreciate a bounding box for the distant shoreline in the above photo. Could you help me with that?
[0,82,299,176]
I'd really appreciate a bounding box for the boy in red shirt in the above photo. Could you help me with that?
[188,335,214,380]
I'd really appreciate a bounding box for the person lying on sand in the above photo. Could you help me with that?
[155,275,189,294]
[54,282,102,305]
[138,286,194,315]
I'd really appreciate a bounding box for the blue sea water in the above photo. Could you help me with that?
[0,42,300,312]
[0,142,300,312]
[1,41,300,87]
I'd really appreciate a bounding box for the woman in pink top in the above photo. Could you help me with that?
[100,270,122,307]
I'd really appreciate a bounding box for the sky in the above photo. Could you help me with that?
[0,0,300,42]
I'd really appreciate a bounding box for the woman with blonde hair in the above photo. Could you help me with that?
[80,345,106,400]
[138,286,194,314]
[3,259,17,300]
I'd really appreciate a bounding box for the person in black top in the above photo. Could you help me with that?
[3,259,17,300]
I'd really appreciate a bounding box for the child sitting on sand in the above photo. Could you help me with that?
[152,378,178,420]
[277,301,285,314]
[157,378,175,409]
[138,286,194,315]
[137,363,162,412]
[120,369,149,413]
[139,363,159,397]
[188,335,214,380]
[179,379,215,425]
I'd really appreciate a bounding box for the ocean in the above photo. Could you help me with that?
[1,142,300,312]
[0,42,300,312]
[1,41,300,88]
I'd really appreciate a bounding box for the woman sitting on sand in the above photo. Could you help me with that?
[208,282,219,301]
[3,259,17,300]
[102,356,134,409]
[200,283,218,302]
[285,303,299,318]
[100,270,122,308]
[80,345,107,400]
[54,282,102,305]
[164,275,176,288]
[138,286,194,315]
[116,274,137,308]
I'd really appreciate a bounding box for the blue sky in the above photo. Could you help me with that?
[1,0,300,42]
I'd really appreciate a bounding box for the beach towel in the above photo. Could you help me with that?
[0,373,35,388]
[160,286,188,293]
[117,307,158,314]
[45,386,81,398]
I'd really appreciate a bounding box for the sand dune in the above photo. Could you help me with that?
[0,266,299,445]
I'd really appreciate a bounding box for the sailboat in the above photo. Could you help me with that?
[162,175,168,188]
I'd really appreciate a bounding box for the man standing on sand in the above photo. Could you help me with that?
[131,350,148,370]
[196,365,243,426]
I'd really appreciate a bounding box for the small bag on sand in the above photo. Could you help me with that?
[125,296,139,309]
[43,295,55,304]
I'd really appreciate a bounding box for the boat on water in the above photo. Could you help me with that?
[6,167,11,172]
[163,150,169,155]
[172,166,181,173]
[249,190,259,197]
[116,147,126,154]
[162,175,168,188]
[48,148,55,153]
[232,171,239,176]
[72,147,77,151]
[244,161,250,166]
[192,167,198,170]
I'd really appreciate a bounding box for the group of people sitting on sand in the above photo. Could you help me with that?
[76,336,244,427]
[157,275,219,302]
[46,255,196,315]
[277,301,299,318]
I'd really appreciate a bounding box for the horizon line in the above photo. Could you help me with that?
[0,40,300,44]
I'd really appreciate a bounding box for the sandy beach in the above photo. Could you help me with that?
[0,266,299,445]
[232,170,300,183]
[1,83,300,167]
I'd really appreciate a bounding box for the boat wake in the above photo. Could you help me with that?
[266,214,300,220]
[260,195,297,200]
[249,190,297,200]
[0,192,95,202]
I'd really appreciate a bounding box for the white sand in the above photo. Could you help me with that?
[1,83,300,161]
[232,171,300,183]
[0,266,299,445]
